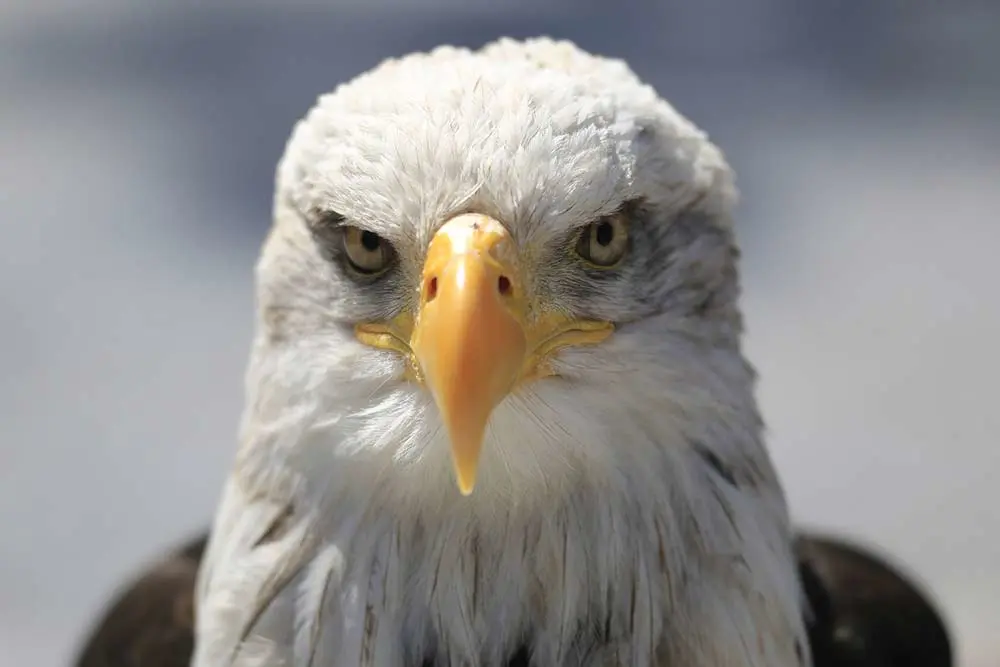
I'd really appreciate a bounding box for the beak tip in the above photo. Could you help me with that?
[455,470,477,496]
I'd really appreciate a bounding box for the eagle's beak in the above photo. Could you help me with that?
[355,213,614,495]
[410,214,527,495]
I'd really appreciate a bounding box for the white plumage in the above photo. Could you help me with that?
[193,37,810,667]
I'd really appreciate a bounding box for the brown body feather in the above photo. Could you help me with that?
[798,535,953,667]
[75,536,207,667]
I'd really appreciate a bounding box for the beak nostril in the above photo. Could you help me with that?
[497,275,512,296]
[426,276,438,302]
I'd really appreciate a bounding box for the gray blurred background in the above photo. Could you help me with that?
[2,1,998,665]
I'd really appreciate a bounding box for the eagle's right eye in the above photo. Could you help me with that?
[342,226,396,276]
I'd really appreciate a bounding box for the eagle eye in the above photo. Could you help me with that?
[342,226,396,275]
[575,212,629,268]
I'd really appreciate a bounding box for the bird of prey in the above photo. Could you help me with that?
[74,37,954,667]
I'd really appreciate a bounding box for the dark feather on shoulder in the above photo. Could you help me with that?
[74,534,208,667]
[796,532,953,667]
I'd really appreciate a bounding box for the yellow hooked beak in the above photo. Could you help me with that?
[355,213,613,495]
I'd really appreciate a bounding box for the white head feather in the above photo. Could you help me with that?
[194,37,810,667]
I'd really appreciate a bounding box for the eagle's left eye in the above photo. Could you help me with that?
[342,227,396,275]
[575,213,629,268]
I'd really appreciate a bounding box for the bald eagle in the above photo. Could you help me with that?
[75,38,951,667]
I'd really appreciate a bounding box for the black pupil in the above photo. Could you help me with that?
[595,221,614,247]
[360,230,381,253]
